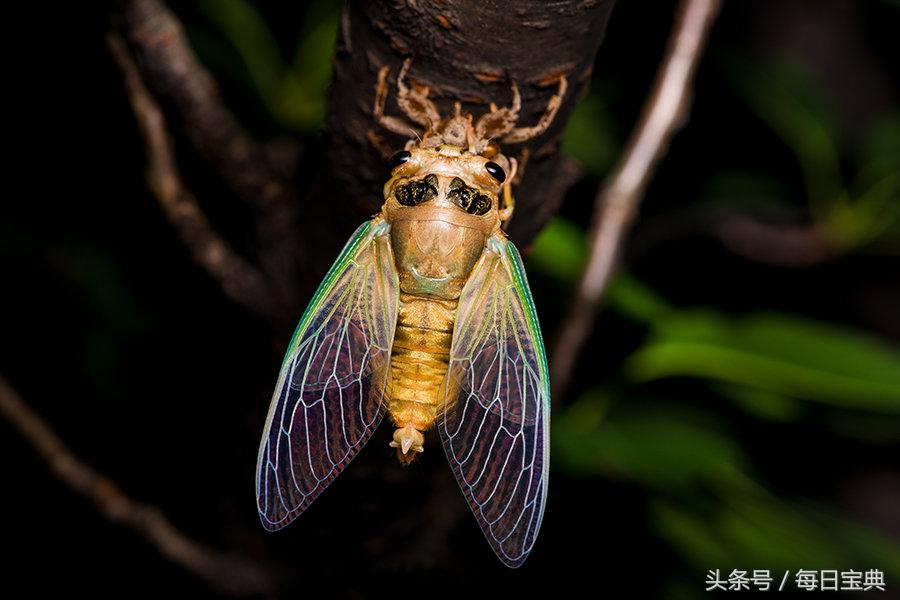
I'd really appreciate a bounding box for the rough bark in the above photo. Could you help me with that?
[322,0,616,248]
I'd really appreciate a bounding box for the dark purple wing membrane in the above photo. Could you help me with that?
[257,221,399,530]
[439,238,550,567]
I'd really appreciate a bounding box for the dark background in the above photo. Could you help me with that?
[3,1,898,597]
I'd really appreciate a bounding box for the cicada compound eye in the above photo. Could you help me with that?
[484,161,506,183]
[389,150,412,169]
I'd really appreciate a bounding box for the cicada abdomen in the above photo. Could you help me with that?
[257,59,565,568]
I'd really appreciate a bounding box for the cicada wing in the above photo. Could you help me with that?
[438,236,551,568]
[256,219,399,531]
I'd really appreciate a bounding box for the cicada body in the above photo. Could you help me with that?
[257,61,565,567]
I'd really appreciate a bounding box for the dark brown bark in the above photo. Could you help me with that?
[323,0,616,248]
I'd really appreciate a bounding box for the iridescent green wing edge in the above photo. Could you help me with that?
[503,238,552,404]
[257,217,397,531]
[280,219,374,364]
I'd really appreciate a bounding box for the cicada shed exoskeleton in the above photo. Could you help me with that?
[256,60,567,567]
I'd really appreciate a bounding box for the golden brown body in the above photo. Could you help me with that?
[387,293,456,462]
[381,144,503,461]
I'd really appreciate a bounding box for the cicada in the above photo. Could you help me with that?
[256,60,567,567]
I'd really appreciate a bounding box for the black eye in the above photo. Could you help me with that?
[484,161,506,183]
[389,150,411,169]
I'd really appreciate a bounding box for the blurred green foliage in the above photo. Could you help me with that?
[191,0,340,131]
[535,48,900,585]
[628,310,900,412]
[723,55,900,252]
[555,389,900,579]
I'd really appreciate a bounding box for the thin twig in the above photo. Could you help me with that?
[0,375,279,595]
[713,214,838,267]
[108,32,281,320]
[551,0,721,400]
[113,0,301,307]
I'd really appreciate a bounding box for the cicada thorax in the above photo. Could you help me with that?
[381,152,502,463]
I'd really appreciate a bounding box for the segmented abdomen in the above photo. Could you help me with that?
[387,292,457,433]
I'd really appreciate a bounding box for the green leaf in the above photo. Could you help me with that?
[529,219,671,324]
[713,384,804,423]
[655,492,900,575]
[195,0,286,105]
[278,4,339,130]
[528,217,586,284]
[554,395,749,490]
[722,494,900,573]
[194,0,339,131]
[626,311,900,413]
[826,172,900,249]
[606,273,672,324]
[652,502,737,567]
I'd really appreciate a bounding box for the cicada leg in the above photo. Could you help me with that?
[373,65,419,137]
[501,75,568,144]
[499,156,518,222]
[395,58,441,129]
[473,82,522,146]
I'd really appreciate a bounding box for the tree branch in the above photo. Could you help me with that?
[112,0,301,307]
[713,214,839,267]
[551,0,721,401]
[108,32,282,320]
[316,0,615,261]
[0,375,279,595]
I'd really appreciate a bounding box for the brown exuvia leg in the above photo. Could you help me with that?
[395,58,442,129]
[373,65,419,137]
[502,76,568,144]
[473,82,523,147]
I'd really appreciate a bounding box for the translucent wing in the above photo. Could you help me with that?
[439,236,551,567]
[257,219,399,530]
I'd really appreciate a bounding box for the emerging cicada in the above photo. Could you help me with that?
[256,60,567,567]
